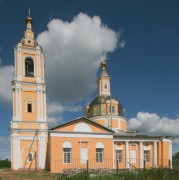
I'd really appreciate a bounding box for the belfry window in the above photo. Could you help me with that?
[104,83,108,90]
[25,57,34,77]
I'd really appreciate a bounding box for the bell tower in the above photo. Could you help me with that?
[10,12,48,170]
[97,58,110,96]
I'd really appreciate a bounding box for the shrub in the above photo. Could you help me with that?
[0,159,11,169]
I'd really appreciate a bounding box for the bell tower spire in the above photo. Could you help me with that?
[97,53,110,96]
[26,8,32,30]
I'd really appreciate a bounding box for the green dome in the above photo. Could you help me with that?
[87,95,125,118]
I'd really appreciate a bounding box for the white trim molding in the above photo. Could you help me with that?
[50,133,113,139]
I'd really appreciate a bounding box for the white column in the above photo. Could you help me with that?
[19,88,22,120]
[154,141,157,167]
[39,134,46,169]
[19,49,22,75]
[15,89,18,118]
[14,50,17,75]
[17,47,22,81]
[13,134,20,169]
[17,50,19,74]
[40,91,43,119]
[42,56,44,80]
[140,141,143,168]
[125,141,129,168]
[36,48,41,83]
[44,91,46,120]
[13,89,15,117]
[37,90,40,121]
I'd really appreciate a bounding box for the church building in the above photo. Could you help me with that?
[10,15,173,173]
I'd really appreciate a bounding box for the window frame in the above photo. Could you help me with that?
[28,153,33,162]
[25,57,34,77]
[116,150,122,163]
[109,105,115,113]
[96,148,104,163]
[27,103,32,113]
[144,150,150,163]
[63,148,72,164]
[104,83,108,90]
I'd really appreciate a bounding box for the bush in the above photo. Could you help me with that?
[0,159,11,169]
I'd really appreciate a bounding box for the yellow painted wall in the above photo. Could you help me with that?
[50,136,113,173]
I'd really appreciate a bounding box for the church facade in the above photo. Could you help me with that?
[10,15,173,173]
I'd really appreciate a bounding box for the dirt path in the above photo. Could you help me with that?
[0,169,58,180]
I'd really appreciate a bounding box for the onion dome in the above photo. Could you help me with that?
[86,95,125,118]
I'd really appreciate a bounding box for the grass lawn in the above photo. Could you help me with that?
[58,168,179,180]
[1,168,179,180]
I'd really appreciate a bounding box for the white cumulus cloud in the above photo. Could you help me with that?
[128,112,179,136]
[37,13,123,102]
[0,65,14,105]
[128,112,179,154]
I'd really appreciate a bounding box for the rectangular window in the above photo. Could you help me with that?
[63,148,71,163]
[144,150,150,162]
[27,103,32,112]
[109,106,115,113]
[104,84,108,90]
[116,150,122,163]
[28,153,33,161]
[96,148,103,163]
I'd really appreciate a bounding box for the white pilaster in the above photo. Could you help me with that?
[39,133,46,169]
[16,45,22,81]
[13,89,15,117]
[125,141,129,168]
[37,90,40,121]
[15,89,18,117]
[44,92,46,120]
[14,50,17,75]
[36,47,41,83]
[13,134,20,169]
[154,141,157,167]
[19,88,22,120]
[41,91,43,119]
[139,141,143,168]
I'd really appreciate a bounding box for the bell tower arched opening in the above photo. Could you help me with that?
[25,57,34,77]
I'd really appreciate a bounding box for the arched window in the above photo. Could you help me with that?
[25,57,34,77]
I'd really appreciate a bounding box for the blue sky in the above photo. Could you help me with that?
[0,0,179,159]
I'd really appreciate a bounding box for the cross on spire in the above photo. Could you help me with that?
[28,8,31,17]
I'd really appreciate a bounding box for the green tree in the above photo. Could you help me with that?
[0,159,11,169]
